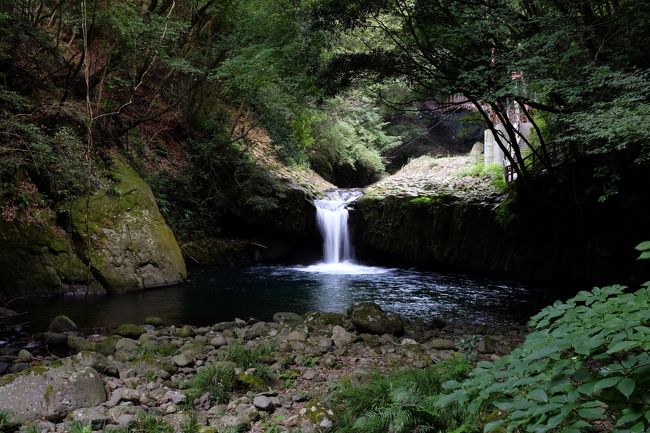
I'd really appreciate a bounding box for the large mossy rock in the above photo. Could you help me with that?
[0,218,98,295]
[0,365,106,422]
[348,302,404,335]
[69,155,186,292]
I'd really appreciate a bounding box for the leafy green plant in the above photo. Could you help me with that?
[440,282,650,433]
[456,335,481,361]
[69,421,92,433]
[280,369,300,388]
[458,162,507,191]
[218,343,274,382]
[330,357,472,433]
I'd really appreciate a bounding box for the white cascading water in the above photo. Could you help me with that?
[295,189,388,275]
[314,190,362,263]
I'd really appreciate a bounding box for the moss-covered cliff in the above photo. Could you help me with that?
[0,155,186,296]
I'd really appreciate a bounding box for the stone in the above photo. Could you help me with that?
[210,335,227,348]
[331,325,355,349]
[73,351,118,376]
[67,406,109,427]
[304,311,347,328]
[348,302,404,335]
[172,352,194,367]
[425,338,455,350]
[67,335,95,353]
[162,390,187,405]
[114,338,139,352]
[173,325,195,338]
[273,312,304,324]
[253,395,274,412]
[114,324,146,338]
[0,362,8,375]
[401,338,418,346]
[235,318,247,327]
[116,414,135,426]
[478,336,497,354]
[42,332,68,346]
[244,322,269,340]
[286,331,307,342]
[17,349,32,360]
[0,366,106,422]
[145,316,164,327]
[48,315,77,333]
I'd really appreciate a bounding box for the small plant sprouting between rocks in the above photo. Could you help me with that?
[329,357,472,433]
[69,421,92,433]
[183,343,276,403]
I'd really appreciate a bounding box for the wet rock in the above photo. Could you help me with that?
[331,325,355,349]
[304,312,347,328]
[0,366,106,422]
[48,315,78,333]
[145,316,164,327]
[273,312,303,324]
[173,325,195,338]
[114,324,146,338]
[0,362,8,375]
[348,302,404,335]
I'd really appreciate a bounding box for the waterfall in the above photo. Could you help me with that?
[314,190,362,263]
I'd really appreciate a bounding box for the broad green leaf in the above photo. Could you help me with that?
[529,389,548,402]
[594,376,621,391]
[578,407,605,419]
[617,378,636,398]
[607,340,639,354]
[635,241,650,251]
[483,420,504,433]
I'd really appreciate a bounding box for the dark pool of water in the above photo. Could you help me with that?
[12,265,550,331]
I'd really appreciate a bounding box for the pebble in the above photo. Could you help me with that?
[253,395,273,412]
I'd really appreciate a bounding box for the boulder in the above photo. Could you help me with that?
[348,303,404,335]
[114,324,146,338]
[173,325,195,338]
[67,155,186,293]
[0,365,106,422]
[331,326,355,349]
[48,315,77,333]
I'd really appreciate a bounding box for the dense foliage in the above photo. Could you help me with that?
[312,0,650,203]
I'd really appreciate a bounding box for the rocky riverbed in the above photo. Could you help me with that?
[0,303,528,433]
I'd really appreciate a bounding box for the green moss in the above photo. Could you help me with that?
[43,384,55,405]
[114,324,146,338]
[235,372,267,392]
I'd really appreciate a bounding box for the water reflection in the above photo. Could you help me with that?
[14,265,549,331]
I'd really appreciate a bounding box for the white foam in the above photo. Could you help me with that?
[293,262,391,275]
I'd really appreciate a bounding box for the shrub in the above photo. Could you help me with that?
[440,280,650,433]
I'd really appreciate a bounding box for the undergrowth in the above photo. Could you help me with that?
[329,356,473,433]
[183,343,275,404]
